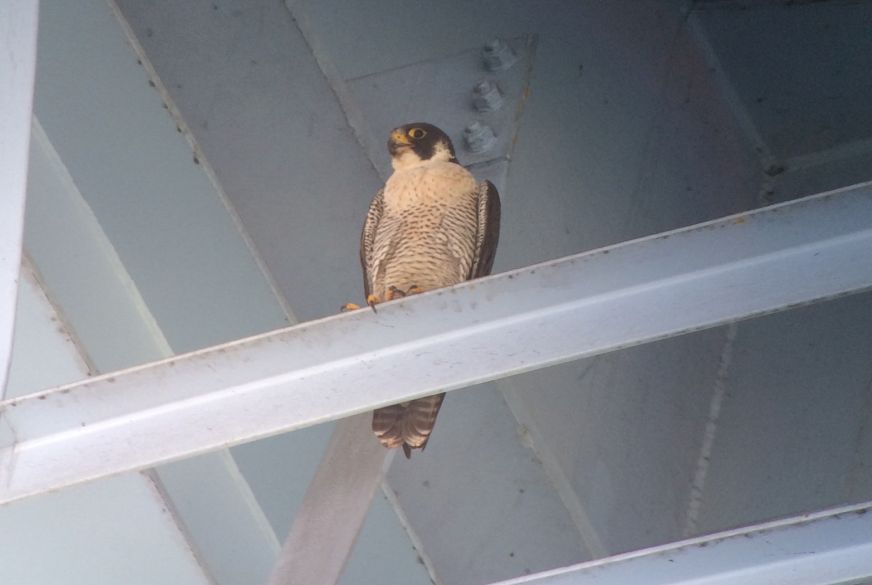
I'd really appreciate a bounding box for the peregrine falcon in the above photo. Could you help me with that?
[360,123,501,458]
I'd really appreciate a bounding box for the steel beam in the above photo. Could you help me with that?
[0,1,39,398]
[2,184,872,504]
[266,415,389,585]
[490,501,872,585]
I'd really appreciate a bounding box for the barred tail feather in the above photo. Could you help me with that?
[372,393,446,458]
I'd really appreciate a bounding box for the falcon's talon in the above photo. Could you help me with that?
[366,294,379,312]
[340,302,361,312]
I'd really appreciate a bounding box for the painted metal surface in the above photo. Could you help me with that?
[17,1,872,582]
[116,4,762,582]
[0,1,39,398]
[695,2,872,162]
[5,259,93,400]
[1,184,870,504]
[24,120,172,373]
[386,383,590,583]
[105,3,430,582]
[267,415,388,585]
[26,2,304,583]
[156,452,280,585]
[288,2,765,578]
[695,291,872,536]
[0,474,215,585]
[346,35,534,177]
[491,502,872,585]
[86,5,580,584]
[340,489,438,585]
[2,262,211,585]
[500,328,731,557]
[114,0,383,324]
[27,117,281,584]
[291,0,760,271]
[33,0,290,356]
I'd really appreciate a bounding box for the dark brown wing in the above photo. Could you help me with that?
[469,180,501,279]
[359,188,384,298]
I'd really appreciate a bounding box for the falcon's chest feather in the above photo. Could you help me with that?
[383,162,477,210]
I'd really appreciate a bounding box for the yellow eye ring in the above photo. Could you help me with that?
[408,127,427,139]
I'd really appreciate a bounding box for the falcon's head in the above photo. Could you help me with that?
[388,123,458,171]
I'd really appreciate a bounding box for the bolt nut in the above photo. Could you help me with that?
[472,80,503,112]
[463,121,497,153]
[481,38,517,71]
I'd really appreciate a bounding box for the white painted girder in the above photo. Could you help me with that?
[490,501,872,585]
[1,183,872,504]
[0,1,39,398]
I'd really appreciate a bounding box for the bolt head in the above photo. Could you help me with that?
[484,39,502,53]
[471,80,503,112]
[481,37,517,71]
[464,121,483,134]
[463,121,496,153]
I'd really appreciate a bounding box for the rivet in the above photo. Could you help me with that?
[481,38,517,71]
[463,121,497,153]
[472,80,503,112]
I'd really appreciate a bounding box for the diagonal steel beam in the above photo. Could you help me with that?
[266,415,390,585]
[2,183,872,505]
[490,501,872,585]
[0,1,40,399]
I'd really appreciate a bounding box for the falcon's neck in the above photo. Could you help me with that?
[390,142,457,172]
[384,156,477,208]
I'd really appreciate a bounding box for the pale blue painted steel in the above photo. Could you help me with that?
[0,1,39,399]
[289,2,765,576]
[116,4,765,582]
[386,384,591,584]
[33,0,290,355]
[500,328,730,555]
[26,117,281,585]
[492,502,872,585]
[347,36,533,177]
[24,123,171,374]
[695,291,872,536]
[340,492,436,585]
[0,475,215,585]
[6,263,93,399]
[3,267,212,585]
[114,0,383,325]
[21,2,302,583]
[696,2,872,161]
[109,3,469,584]
[2,184,871,506]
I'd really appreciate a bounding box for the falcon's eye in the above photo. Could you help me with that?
[408,128,427,139]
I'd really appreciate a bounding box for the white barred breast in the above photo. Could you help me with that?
[371,161,479,299]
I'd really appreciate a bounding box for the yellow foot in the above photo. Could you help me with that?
[341,295,380,313]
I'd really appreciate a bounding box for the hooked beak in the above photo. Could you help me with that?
[388,128,412,156]
[390,128,410,145]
